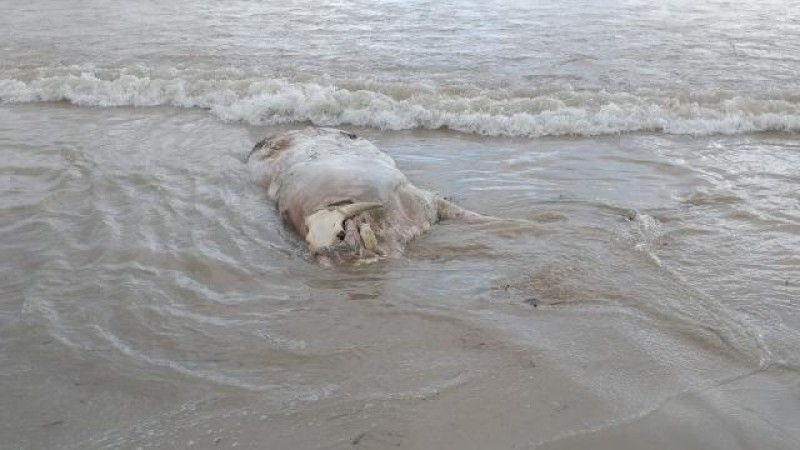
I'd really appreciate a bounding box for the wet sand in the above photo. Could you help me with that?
[3,1,800,447]
[1,104,799,449]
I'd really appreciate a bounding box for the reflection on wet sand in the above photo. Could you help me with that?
[1,106,798,449]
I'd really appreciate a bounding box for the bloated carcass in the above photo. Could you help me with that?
[247,128,485,264]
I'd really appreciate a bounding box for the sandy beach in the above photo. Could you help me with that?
[2,1,799,448]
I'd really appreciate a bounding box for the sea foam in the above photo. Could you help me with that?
[2,68,799,137]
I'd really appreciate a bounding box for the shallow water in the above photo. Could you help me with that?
[3,0,800,136]
[1,1,800,449]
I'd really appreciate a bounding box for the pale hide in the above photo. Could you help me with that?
[247,128,484,264]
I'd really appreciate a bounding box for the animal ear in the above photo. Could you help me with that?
[246,134,293,162]
[246,134,274,162]
[338,202,383,218]
[267,135,293,151]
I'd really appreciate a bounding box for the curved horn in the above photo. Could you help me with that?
[338,202,383,218]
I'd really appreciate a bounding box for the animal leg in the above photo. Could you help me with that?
[435,197,494,221]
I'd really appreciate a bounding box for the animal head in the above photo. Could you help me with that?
[304,202,383,264]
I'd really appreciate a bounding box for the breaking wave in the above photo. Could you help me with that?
[2,66,799,137]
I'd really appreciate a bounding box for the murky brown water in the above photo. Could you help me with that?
[2,0,800,448]
[2,104,798,449]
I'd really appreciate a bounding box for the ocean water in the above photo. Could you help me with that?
[1,1,799,449]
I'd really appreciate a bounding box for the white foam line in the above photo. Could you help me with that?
[2,71,800,137]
